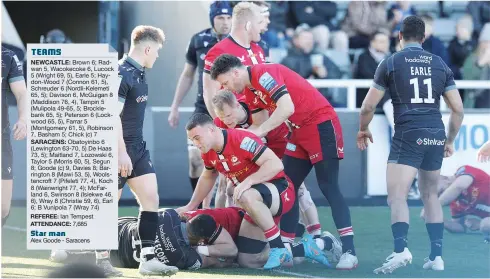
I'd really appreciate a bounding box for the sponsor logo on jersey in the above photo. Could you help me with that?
[286,143,296,151]
[405,55,432,64]
[240,137,257,153]
[136,95,148,103]
[259,72,277,92]
[417,138,445,146]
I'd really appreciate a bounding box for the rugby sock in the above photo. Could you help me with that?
[338,227,356,255]
[189,177,203,209]
[190,177,198,190]
[265,225,285,249]
[315,158,356,255]
[426,223,443,260]
[307,223,322,238]
[295,223,306,237]
[291,242,305,258]
[138,211,159,261]
[392,222,409,253]
[316,235,333,251]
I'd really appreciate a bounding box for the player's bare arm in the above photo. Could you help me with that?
[169,62,197,128]
[9,80,27,140]
[178,168,219,212]
[203,72,221,119]
[250,109,269,129]
[438,176,473,206]
[254,94,294,138]
[234,147,283,202]
[442,89,464,157]
[357,87,385,150]
[117,100,132,177]
[198,228,238,258]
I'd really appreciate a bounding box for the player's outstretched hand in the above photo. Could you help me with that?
[356,129,373,150]
[168,108,179,129]
[477,140,490,163]
[444,142,454,158]
[118,150,133,177]
[12,119,26,140]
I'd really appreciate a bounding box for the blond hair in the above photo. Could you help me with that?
[131,25,165,46]
[212,89,238,112]
[232,2,261,24]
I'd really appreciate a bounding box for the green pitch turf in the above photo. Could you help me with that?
[2,206,489,278]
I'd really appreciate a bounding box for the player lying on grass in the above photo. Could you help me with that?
[51,208,239,270]
[420,165,490,242]
[176,113,331,269]
[211,90,331,253]
[50,207,339,270]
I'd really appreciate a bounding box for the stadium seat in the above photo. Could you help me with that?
[268,47,288,64]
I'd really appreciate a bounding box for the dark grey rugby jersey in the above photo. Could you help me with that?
[372,43,456,130]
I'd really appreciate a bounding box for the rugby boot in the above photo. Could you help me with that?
[319,231,343,262]
[423,256,444,271]
[301,234,331,267]
[138,257,179,276]
[373,247,412,274]
[263,247,292,270]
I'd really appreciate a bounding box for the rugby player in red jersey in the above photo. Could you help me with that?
[176,113,330,269]
[212,89,342,261]
[202,2,267,119]
[210,54,359,269]
[421,165,490,242]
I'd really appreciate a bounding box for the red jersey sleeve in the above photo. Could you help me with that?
[201,153,215,170]
[213,117,227,129]
[203,45,221,74]
[252,66,288,103]
[237,132,268,163]
[455,165,475,179]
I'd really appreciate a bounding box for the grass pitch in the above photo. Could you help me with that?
[2,206,489,278]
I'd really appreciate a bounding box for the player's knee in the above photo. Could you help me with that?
[480,218,490,233]
[387,195,407,208]
[238,189,260,209]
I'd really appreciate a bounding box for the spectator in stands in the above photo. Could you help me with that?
[261,1,289,49]
[462,23,490,108]
[421,14,450,66]
[467,1,490,42]
[280,24,342,105]
[342,1,392,49]
[449,14,475,81]
[387,1,417,51]
[288,1,348,53]
[354,31,390,108]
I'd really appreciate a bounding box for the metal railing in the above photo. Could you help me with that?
[308,79,490,110]
[151,79,490,112]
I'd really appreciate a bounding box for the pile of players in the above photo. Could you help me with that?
[45,0,490,277]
